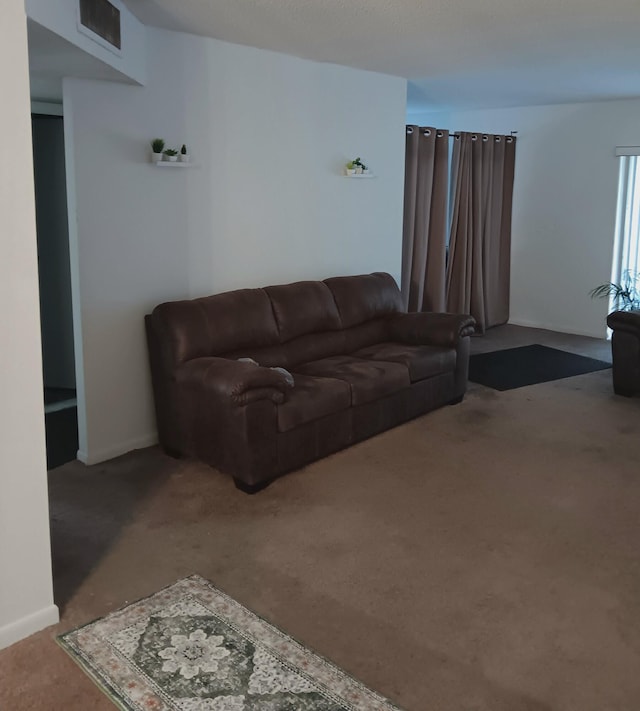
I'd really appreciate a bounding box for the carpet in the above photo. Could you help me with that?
[468,343,611,391]
[59,575,402,711]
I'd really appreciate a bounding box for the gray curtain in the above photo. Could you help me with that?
[402,126,450,312]
[446,132,516,333]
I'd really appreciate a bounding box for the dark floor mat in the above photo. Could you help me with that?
[469,344,611,391]
[45,406,78,469]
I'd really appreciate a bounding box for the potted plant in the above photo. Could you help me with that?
[345,157,368,175]
[590,270,640,311]
[163,148,179,163]
[179,144,190,163]
[151,138,165,162]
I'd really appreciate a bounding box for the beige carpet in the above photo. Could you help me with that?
[1,327,639,711]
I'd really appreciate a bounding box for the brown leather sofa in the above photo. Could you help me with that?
[146,272,475,492]
[607,310,640,396]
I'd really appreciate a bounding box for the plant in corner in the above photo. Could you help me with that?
[179,144,190,163]
[590,270,640,311]
[163,148,179,163]
[151,138,165,162]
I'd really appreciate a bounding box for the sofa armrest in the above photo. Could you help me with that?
[607,310,640,337]
[176,357,293,406]
[388,312,476,347]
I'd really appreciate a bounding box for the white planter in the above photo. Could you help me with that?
[165,154,178,162]
[151,152,163,163]
[179,154,191,163]
[346,168,355,176]
[355,167,363,174]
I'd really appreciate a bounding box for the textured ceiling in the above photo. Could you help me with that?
[124,0,640,110]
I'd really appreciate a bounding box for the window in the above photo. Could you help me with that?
[611,148,640,311]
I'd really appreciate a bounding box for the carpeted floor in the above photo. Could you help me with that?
[1,325,639,711]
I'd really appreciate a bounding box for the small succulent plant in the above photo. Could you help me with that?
[346,157,368,171]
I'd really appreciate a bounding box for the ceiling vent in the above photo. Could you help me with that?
[79,0,121,52]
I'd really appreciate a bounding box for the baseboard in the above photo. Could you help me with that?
[0,604,59,650]
[77,432,158,466]
[508,318,605,340]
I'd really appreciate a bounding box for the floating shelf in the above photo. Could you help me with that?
[343,173,376,179]
[153,161,194,168]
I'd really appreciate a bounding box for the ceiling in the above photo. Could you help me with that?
[123,0,640,111]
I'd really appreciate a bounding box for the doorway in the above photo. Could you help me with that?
[32,111,78,469]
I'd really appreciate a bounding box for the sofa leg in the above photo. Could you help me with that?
[233,477,272,494]
[449,395,464,405]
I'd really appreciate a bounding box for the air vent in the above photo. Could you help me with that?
[79,0,121,50]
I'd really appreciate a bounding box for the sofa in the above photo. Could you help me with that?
[606,310,640,396]
[146,272,475,492]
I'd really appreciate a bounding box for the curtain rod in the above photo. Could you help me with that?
[449,132,517,142]
[449,131,518,139]
[406,127,518,140]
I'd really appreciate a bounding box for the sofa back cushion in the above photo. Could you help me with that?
[151,288,279,368]
[265,281,341,342]
[324,272,404,328]
[283,331,346,368]
[343,319,391,353]
[224,332,346,370]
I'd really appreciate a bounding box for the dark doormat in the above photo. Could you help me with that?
[45,406,78,469]
[468,344,611,391]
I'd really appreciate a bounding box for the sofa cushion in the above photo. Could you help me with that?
[324,272,404,328]
[353,342,456,383]
[343,319,390,353]
[295,355,410,406]
[220,343,288,369]
[224,331,346,370]
[151,288,279,366]
[281,331,346,368]
[277,374,351,432]
[266,281,341,342]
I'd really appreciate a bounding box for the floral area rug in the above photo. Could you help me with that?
[58,575,403,711]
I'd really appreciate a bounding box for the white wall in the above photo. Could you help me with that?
[0,0,58,649]
[64,29,407,464]
[408,98,640,338]
[26,0,146,85]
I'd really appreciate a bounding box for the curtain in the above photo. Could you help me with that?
[446,132,516,333]
[402,126,450,312]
